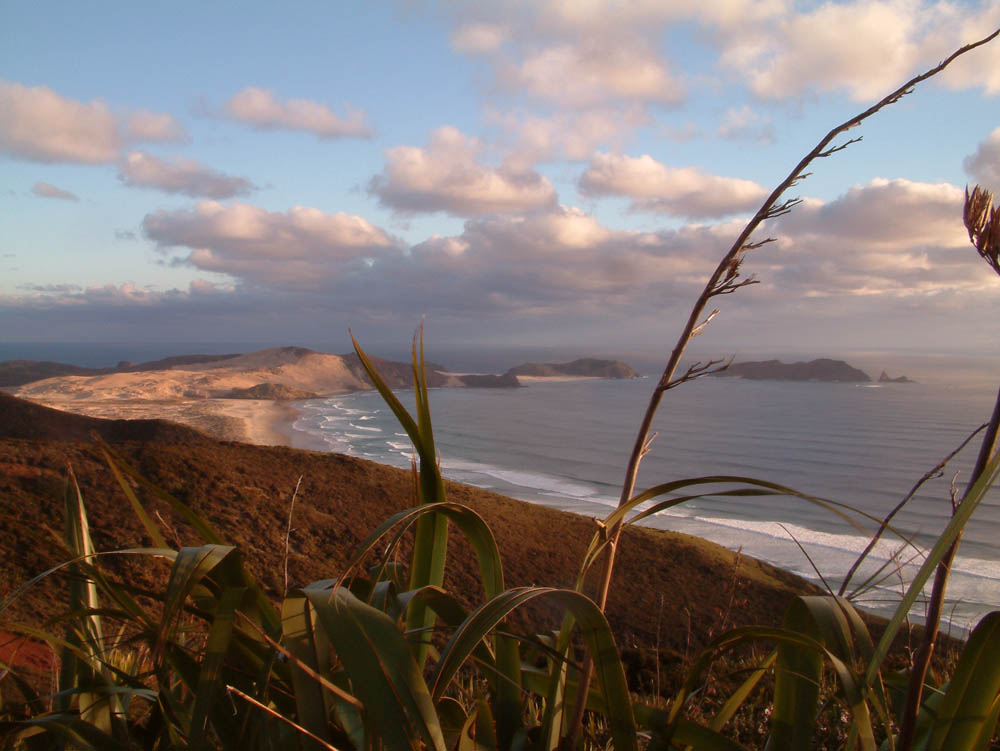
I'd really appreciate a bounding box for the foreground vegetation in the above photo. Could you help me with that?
[3,29,1000,751]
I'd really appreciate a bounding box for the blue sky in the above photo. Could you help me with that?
[2,0,1000,361]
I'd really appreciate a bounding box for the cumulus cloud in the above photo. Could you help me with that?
[31,181,79,201]
[0,79,186,164]
[491,107,647,164]
[964,127,1000,192]
[8,176,999,346]
[393,206,720,313]
[579,152,768,218]
[507,43,684,108]
[125,110,188,142]
[451,22,508,54]
[717,1,1000,102]
[370,126,558,216]
[755,178,995,301]
[143,201,398,288]
[118,151,255,198]
[448,2,998,116]
[774,178,967,250]
[223,87,372,139]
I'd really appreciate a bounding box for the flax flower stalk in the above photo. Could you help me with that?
[564,27,1000,749]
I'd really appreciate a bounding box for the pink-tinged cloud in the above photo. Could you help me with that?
[579,152,768,218]
[490,107,648,165]
[0,79,186,164]
[223,87,372,139]
[143,201,398,288]
[510,43,684,108]
[119,152,254,198]
[451,22,508,54]
[370,126,558,216]
[718,1,999,102]
[31,181,79,201]
[755,178,998,300]
[964,127,1000,192]
[774,179,968,250]
[125,110,188,143]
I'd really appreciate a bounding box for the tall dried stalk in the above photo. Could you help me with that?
[897,184,1000,750]
[565,28,1000,748]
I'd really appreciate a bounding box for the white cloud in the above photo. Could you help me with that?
[491,107,647,164]
[119,151,255,198]
[756,178,995,300]
[370,126,558,216]
[223,87,372,139]
[0,79,186,164]
[9,178,998,342]
[775,178,967,250]
[964,127,1000,192]
[718,1,1000,102]
[508,43,684,108]
[31,181,79,201]
[579,152,768,218]
[125,110,188,142]
[143,201,398,288]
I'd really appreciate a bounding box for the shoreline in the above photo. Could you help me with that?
[7,390,990,637]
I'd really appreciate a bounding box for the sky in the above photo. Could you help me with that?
[2,0,1000,365]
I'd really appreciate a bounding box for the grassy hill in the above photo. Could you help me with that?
[0,392,815,688]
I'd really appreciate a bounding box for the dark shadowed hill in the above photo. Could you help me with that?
[505,358,640,379]
[0,393,817,688]
[0,391,216,444]
[713,358,871,382]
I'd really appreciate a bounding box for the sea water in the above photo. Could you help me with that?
[290,376,1000,636]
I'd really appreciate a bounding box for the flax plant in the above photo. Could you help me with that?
[563,26,1000,748]
[5,30,1000,751]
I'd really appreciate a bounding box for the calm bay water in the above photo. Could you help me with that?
[289,376,1000,634]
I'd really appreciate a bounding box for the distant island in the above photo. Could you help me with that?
[504,358,640,379]
[712,358,872,382]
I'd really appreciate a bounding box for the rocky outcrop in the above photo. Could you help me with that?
[714,358,871,382]
[879,370,914,384]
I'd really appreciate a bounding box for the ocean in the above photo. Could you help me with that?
[5,342,998,634]
[287,375,1000,636]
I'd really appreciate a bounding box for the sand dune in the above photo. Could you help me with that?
[10,347,382,444]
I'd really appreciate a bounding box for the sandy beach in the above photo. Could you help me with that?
[7,348,375,447]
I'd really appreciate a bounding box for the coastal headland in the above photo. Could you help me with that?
[5,347,640,444]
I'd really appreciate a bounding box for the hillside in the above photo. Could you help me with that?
[0,392,813,690]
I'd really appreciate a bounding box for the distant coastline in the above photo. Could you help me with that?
[2,347,640,446]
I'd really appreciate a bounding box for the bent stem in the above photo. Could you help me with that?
[563,27,1000,749]
[897,383,1000,751]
